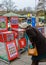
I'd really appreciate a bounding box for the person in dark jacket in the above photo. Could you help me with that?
[25,25,46,65]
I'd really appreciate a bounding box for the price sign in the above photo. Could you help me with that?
[6,40,19,61]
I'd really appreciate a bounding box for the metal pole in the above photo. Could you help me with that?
[34,0,36,21]
[35,0,36,9]
[43,0,46,23]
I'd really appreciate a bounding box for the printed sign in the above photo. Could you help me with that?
[0,16,8,32]
[2,31,15,42]
[31,17,36,27]
[10,16,19,29]
[11,18,18,24]
[18,38,26,49]
[7,33,14,41]
[6,40,19,61]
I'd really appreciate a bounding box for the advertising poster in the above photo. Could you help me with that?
[10,16,19,38]
[2,31,15,42]
[0,16,8,32]
[6,40,19,61]
[7,33,14,41]
[10,16,19,29]
[18,38,26,49]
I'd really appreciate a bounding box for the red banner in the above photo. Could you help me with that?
[0,33,3,42]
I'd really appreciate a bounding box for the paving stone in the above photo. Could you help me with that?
[0,51,46,65]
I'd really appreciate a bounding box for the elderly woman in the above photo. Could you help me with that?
[25,25,46,65]
[19,22,46,65]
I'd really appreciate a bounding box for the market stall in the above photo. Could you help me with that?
[10,17,27,53]
[0,16,19,63]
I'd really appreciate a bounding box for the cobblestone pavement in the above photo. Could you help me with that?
[0,51,46,65]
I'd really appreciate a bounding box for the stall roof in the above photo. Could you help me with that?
[23,15,27,17]
[3,12,22,17]
[39,16,45,19]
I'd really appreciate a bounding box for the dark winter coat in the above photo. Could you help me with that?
[26,26,46,55]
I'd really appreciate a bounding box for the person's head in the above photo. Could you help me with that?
[18,22,29,29]
[26,26,37,39]
[18,22,37,40]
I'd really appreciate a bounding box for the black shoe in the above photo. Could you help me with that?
[31,60,39,65]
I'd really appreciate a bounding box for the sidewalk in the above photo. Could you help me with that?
[0,51,46,65]
[0,51,31,65]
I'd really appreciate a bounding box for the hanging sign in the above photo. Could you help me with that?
[31,17,36,27]
[10,16,19,29]
[10,17,19,38]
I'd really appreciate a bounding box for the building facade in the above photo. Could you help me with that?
[36,0,46,22]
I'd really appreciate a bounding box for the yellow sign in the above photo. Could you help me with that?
[27,13,30,17]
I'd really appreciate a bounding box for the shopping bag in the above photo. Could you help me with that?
[28,45,38,56]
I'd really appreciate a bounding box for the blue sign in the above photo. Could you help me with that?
[27,18,31,24]
[31,17,36,27]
